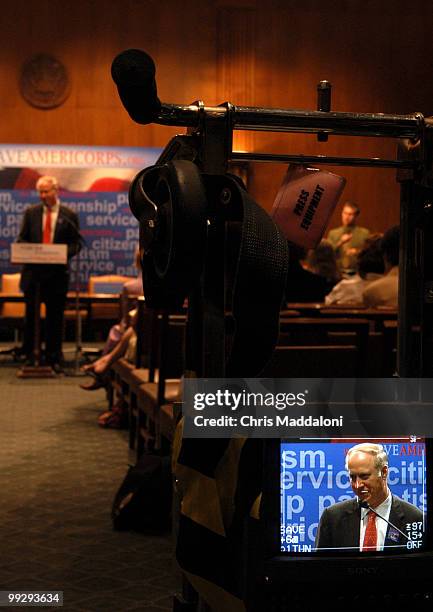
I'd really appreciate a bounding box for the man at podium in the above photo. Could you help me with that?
[16,175,81,372]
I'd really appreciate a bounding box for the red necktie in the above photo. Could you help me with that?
[43,207,52,243]
[362,511,377,551]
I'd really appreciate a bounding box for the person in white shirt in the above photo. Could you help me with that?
[325,235,384,305]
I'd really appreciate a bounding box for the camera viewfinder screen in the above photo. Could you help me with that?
[280,439,426,554]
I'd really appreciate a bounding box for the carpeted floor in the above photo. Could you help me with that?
[0,353,179,611]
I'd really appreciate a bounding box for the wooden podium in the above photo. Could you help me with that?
[11,243,67,378]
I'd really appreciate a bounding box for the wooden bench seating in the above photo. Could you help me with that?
[277,317,369,376]
[108,302,398,456]
[261,344,359,377]
[110,301,159,450]
[107,298,185,456]
[159,403,181,445]
[135,313,185,456]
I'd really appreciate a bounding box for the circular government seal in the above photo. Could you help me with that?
[20,54,71,109]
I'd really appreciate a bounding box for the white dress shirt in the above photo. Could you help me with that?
[325,272,382,305]
[360,491,392,551]
[362,266,399,308]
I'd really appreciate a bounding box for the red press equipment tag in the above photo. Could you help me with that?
[271,164,346,249]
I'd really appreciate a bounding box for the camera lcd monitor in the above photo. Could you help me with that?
[279,438,426,554]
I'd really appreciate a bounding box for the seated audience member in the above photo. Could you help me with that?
[325,235,384,305]
[117,248,143,328]
[305,240,341,295]
[82,322,137,382]
[82,320,138,429]
[327,201,370,274]
[80,250,142,390]
[362,226,399,308]
[285,243,329,303]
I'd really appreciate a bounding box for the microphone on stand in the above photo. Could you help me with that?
[358,499,410,541]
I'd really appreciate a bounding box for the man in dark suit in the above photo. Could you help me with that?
[17,176,81,372]
[315,442,424,551]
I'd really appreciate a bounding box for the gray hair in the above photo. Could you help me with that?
[345,442,388,473]
[36,175,59,191]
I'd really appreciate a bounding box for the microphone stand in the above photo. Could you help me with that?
[60,213,88,377]
[359,500,411,542]
[72,238,85,376]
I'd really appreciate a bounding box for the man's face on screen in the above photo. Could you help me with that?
[347,451,388,508]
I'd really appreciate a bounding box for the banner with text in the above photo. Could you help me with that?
[0,144,161,288]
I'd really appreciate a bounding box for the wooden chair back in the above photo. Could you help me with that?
[87,274,132,320]
[1,273,24,317]
[1,273,46,318]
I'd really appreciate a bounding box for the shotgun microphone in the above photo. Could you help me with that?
[111,49,161,124]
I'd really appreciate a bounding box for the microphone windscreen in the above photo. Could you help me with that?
[111,49,161,124]
[358,498,369,509]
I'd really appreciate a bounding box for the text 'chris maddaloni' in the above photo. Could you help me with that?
[193,414,344,428]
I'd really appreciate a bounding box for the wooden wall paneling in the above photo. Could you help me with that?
[216,6,255,154]
[0,0,431,234]
[155,1,217,105]
[246,0,419,227]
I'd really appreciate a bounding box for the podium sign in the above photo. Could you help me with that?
[11,243,67,265]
